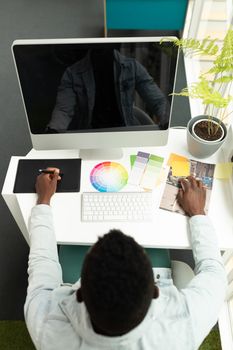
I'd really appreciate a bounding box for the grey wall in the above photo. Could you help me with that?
[0,0,104,319]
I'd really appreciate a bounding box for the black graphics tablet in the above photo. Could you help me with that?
[13,158,82,193]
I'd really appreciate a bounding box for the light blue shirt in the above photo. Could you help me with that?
[25,205,227,350]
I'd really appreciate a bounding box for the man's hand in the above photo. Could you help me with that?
[35,168,61,205]
[177,176,206,217]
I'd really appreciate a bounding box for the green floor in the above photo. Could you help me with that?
[199,328,222,350]
[0,321,35,350]
[0,321,221,350]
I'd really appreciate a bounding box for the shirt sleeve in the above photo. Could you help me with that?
[134,60,168,126]
[24,204,63,346]
[48,68,76,131]
[181,215,227,348]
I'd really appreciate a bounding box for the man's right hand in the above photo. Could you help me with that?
[35,168,61,205]
[177,176,206,217]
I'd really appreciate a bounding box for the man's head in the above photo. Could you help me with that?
[77,230,158,336]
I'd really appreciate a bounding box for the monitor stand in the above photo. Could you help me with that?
[79,148,124,160]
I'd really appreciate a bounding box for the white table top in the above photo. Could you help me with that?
[2,129,233,249]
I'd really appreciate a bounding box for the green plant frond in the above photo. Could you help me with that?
[212,29,233,72]
[172,89,190,97]
[169,37,219,57]
[211,58,233,73]
[198,37,211,51]
[202,94,231,108]
[208,64,233,74]
[204,40,219,56]
[212,75,233,83]
[173,78,232,108]
[165,28,233,119]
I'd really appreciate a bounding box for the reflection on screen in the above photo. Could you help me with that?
[13,41,178,134]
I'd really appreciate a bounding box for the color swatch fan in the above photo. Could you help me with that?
[90,162,128,192]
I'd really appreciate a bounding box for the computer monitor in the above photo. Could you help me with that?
[12,37,179,158]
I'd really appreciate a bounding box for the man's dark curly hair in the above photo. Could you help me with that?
[80,229,154,335]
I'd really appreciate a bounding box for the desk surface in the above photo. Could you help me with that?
[2,129,233,249]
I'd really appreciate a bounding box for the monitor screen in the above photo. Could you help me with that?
[12,37,179,152]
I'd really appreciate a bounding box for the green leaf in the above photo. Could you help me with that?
[212,75,233,83]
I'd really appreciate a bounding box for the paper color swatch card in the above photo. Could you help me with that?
[167,153,189,166]
[128,151,150,185]
[128,152,164,189]
[214,163,233,179]
[167,153,190,177]
[171,160,190,177]
[140,154,164,189]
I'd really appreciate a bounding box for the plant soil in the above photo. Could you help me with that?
[193,120,223,141]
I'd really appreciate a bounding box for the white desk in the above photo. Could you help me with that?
[2,129,233,249]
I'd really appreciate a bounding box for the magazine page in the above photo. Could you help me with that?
[160,159,215,215]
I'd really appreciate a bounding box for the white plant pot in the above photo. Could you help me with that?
[187,115,227,158]
[192,118,225,143]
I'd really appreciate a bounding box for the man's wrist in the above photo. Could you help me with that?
[37,197,51,205]
[189,210,205,217]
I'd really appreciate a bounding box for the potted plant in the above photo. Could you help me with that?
[168,27,233,158]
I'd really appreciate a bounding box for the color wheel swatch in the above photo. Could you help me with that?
[90,162,128,192]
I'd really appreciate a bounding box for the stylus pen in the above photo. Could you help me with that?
[38,169,64,176]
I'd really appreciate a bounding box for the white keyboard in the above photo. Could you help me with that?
[81,192,153,222]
